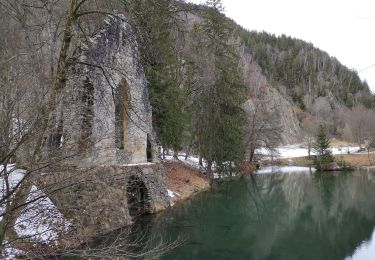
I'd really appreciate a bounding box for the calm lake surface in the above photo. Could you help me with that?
[135,167,375,260]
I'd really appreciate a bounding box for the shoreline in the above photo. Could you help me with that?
[163,161,211,206]
[162,160,256,206]
[268,153,375,170]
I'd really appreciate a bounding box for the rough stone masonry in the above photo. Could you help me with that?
[41,15,170,238]
[63,14,158,166]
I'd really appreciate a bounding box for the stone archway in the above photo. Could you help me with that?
[126,175,150,218]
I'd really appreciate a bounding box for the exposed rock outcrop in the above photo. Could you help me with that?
[239,44,301,144]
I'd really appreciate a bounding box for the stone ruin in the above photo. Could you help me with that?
[41,15,170,237]
[62,14,159,166]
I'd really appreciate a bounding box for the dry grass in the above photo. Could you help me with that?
[237,162,257,175]
[276,153,375,168]
[334,153,375,167]
[163,161,210,204]
[330,138,359,147]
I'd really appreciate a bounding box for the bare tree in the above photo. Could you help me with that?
[244,98,281,162]
[342,105,375,146]
[0,0,180,257]
[301,114,320,158]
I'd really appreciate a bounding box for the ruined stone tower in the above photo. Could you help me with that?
[40,16,170,236]
[63,14,158,166]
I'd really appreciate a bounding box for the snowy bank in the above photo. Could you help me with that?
[0,164,72,258]
[257,144,361,159]
[255,166,316,174]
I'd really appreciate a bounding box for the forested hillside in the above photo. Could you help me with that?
[1,0,375,256]
[1,0,374,170]
[240,30,373,109]
[181,2,375,148]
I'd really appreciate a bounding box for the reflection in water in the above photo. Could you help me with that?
[132,168,375,260]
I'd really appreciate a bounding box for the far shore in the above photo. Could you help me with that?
[273,153,375,169]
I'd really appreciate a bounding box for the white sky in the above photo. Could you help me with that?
[188,0,375,92]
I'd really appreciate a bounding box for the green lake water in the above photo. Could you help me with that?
[135,167,375,260]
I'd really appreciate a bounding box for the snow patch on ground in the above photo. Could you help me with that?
[167,189,175,198]
[257,144,362,159]
[255,166,316,174]
[1,164,72,257]
[122,162,156,167]
[164,153,206,169]
[14,185,72,243]
[167,189,181,207]
[167,189,180,198]
[0,165,26,221]
[2,243,24,260]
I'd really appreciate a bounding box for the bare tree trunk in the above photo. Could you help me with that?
[206,160,213,178]
[0,0,78,251]
[248,149,255,163]
[368,149,372,166]
[173,150,178,160]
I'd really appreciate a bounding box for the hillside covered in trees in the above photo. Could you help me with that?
[240,30,373,109]
[1,0,375,174]
[1,0,375,257]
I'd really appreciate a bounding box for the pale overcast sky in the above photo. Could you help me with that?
[188,0,375,92]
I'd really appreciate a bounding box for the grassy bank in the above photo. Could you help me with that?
[275,153,375,168]
[163,161,210,205]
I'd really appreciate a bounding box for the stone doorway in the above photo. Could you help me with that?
[126,175,150,218]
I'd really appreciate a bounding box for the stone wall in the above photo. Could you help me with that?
[62,14,158,166]
[36,15,172,239]
[38,164,169,238]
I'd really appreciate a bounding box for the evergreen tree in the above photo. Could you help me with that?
[123,0,188,155]
[313,124,334,170]
[191,0,246,175]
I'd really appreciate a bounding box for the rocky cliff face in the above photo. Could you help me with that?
[238,43,301,144]
[262,88,301,144]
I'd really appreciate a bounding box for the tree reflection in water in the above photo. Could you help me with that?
[129,168,375,260]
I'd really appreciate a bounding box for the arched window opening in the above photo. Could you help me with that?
[127,176,150,218]
[79,79,94,150]
[115,79,130,150]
